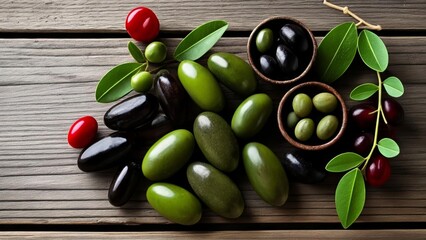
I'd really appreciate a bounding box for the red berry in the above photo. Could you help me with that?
[366,155,391,187]
[353,132,373,156]
[68,116,98,148]
[125,7,160,43]
[383,98,404,126]
[350,103,377,130]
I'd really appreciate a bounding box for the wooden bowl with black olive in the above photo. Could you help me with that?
[247,16,317,85]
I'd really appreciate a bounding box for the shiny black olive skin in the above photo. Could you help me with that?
[275,44,299,75]
[108,161,142,206]
[279,23,309,53]
[281,151,327,184]
[104,93,159,131]
[259,54,279,79]
[154,71,188,127]
[132,113,174,144]
[77,132,133,172]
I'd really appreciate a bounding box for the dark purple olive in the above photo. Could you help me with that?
[281,151,327,184]
[77,132,133,172]
[108,161,142,206]
[275,44,299,76]
[383,98,404,126]
[104,93,159,131]
[279,23,309,53]
[132,113,174,144]
[259,54,279,78]
[154,71,188,127]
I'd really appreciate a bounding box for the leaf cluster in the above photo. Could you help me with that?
[319,24,404,229]
[95,20,228,103]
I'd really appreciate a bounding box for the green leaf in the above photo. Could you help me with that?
[128,41,146,63]
[358,30,389,72]
[335,168,366,229]
[350,83,379,101]
[174,20,228,61]
[316,22,358,83]
[95,62,143,103]
[326,152,365,173]
[383,76,404,98]
[377,138,400,158]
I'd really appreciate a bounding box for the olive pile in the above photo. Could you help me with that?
[254,23,312,80]
[287,92,340,142]
[71,51,318,225]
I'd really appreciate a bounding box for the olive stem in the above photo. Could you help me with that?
[323,0,382,31]
[148,59,178,74]
[361,71,383,172]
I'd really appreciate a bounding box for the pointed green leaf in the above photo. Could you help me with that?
[335,168,366,229]
[174,20,228,61]
[127,41,145,63]
[358,30,389,72]
[383,76,404,98]
[377,138,400,158]
[316,22,358,83]
[350,83,379,101]
[95,62,143,103]
[326,152,365,173]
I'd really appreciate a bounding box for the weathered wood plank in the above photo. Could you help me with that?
[0,0,425,32]
[0,37,424,87]
[0,37,425,225]
[0,230,425,240]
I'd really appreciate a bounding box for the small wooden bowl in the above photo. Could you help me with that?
[277,81,348,151]
[247,16,317,85]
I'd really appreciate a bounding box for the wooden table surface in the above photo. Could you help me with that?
[0,0,425,239]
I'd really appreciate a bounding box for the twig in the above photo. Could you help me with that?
[323,0,382,31]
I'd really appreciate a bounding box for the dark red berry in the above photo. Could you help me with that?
[383,98,404,126]
[353,132,374,156]
[67,116,98,149]
[366,155,391,187]
[125,7,160,43]
[350,103,377,130]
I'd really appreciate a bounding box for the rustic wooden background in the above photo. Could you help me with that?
[0,0,425,238]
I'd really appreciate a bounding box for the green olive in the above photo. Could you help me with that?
[242,142,289,206]
[256,28,274,53]
[292,93,312,118]
[193,112,239,172]
[145,41,167,63]
[131,71,153,93]
[178,60,225,112]
[207,52,257,96]
[146,183,202,225]
[316,115,339,140]
[187,162,245,218]
[294,118,315,141]
[286,111,300,129]
[231,93,273,139]
[313,92,338,113]
[142,129,194,181]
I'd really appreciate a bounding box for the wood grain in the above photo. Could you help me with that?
[1,230,426,239]
[0,0,425,32]
[0,37,425,226]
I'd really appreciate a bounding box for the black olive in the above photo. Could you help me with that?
[281,150,327,184]
[154,71,188,127]
[132,112,174,144]
[77,132,133,172]
[275,44,299,76]
[279,23,309,53]
[104,93,159,131]
[259,54,279,79]
[108,161,142,207]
